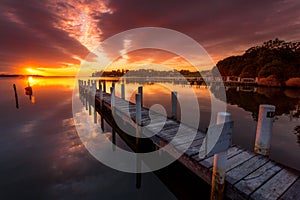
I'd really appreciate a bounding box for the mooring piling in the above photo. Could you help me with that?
[121,83,125,100]
[211,112,232,200]
[138,86,143,107]
[171,91,177,119]
[254,104,275,156]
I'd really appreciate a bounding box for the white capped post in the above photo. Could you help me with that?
[121,83,125,99]
[211,112,231,200]
[135,93,142,189]
[254,104,275,156]
[171,91,177,119]
[99,84,103,99]
[136,93,142,126]
[138,86,143,107]
[110,87,115,110]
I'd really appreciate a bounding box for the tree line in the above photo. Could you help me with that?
[215,38,300,86]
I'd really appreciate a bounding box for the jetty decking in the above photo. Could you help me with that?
[79,83,300,200]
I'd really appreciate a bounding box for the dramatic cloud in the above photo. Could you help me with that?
[98,0,300,62]
[0,0,299,74]
[0,0,91,73]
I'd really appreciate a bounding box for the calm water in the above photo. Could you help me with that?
[0,77,183,199]
[0,76,299,199]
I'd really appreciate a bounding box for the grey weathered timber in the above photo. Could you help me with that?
[250,168,298,200]
[280,178,300,200]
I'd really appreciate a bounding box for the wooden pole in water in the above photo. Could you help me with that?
[138,86,143,107]
[135,93,142,189]
[254,104,275,156]
[88,96,92,115]
[112,128,116,151]
[93,83,97,123]
[13,84,19,109]
[136,93,142,127]
[110,87,115,109]
[171,91,177,119]
[211,112,231,200]
[121,83,125,99]
[85,81,88,111]
[94,108,97,124]
[101,116,104,132]
[103,80,106,93]
[99,83,103,98]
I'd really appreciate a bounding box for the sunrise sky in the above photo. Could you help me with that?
[1,0,300,76]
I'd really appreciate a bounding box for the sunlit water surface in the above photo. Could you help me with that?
[1,76,300,199]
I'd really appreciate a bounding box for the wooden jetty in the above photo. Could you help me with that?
[78,80,300,200]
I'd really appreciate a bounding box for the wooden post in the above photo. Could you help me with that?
[92,82,96,96]
[254,104,275,156]
[94,107,97,124]
[103,80,106,93]
[171,91,177,119]
[211,112,231,200]
[138,86,143,107]
[101,116,104,132]
[88,96,92,116]
[112,82,115,89]
[85,82,88,110]
[98,80,101,90]
[135,93,142,189]
[13,84,19,109]
[112,128,116,151]
[110,87,115,108]
[83,81,86,95]
[136,93,142,127]
[99,84,103,99]
[121,83,125,99]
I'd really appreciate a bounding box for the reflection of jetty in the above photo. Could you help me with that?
[79,80,299,200]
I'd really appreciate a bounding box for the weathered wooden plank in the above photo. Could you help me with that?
[226,150,255,171]
[226,155,269,185]
[176,134,205,148]
[159,124,198,141]
[185,142,205,157]
[280,178,300,200]
[226,146,243,158]
[250,168,298,200]
[170,133,198,146]
[234,161,281,197]
[192,146,243,168]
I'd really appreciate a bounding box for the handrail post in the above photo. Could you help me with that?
[254,104,275,156]
[171,91,177,119]
[121,83,125,99]
[138,86,143,107]
[211,112,231,200]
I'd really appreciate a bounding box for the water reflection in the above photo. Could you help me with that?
[210,86,300,121]
[1,77,177,199]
